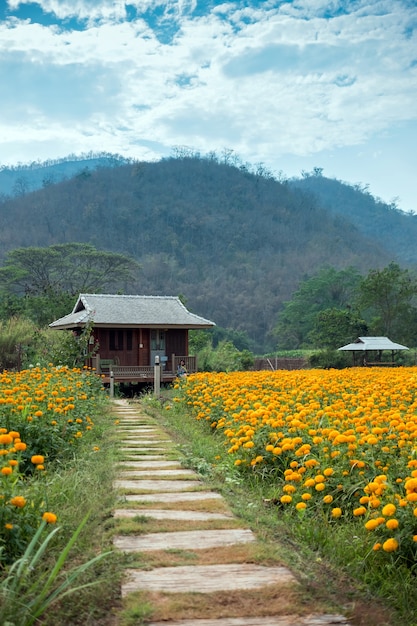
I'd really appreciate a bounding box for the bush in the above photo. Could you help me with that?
[308,349,351,369]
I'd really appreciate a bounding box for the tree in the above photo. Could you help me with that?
[273,266,362,349]
[309,308,368,349]
[356,262,417,344]
[0,243,141,326]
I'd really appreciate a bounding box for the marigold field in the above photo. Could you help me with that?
[0,365,104,563]
[175,367,417,566]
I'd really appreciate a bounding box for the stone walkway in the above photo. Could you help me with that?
[112,399,350,626]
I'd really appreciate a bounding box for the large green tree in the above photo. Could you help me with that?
[309,308,368,349]
[356,262,417,344]
[273,266,362,349]
[0,243,140,326]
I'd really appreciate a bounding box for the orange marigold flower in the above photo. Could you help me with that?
[42,512,57,524]
[1,466,12,475]
[353,506,367,516]
[382,503,396,517]
[31,455,45,465]
[382,538,399,552]
[10,496,26,508]
[386,519,399,530]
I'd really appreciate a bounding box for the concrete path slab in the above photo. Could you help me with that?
[121,439,169,445]
[114,479,203,491]
[113,508,233,521]
[122,563,295,595]
[118,469,196,478]
[113,528,255,552]
[123,491,223,503]
[145,617,350,626]
[118,460,183,468]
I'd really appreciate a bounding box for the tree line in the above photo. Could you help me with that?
[274,263,417,365]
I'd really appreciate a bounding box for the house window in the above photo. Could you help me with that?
[151,330,165,351]
[109,330,124,351]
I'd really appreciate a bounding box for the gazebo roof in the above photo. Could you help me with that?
[338,336,409,352]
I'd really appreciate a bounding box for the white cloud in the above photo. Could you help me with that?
[1,1,416,209]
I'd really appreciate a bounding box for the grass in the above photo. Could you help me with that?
[140,392,413,626]
[0,398,126,626]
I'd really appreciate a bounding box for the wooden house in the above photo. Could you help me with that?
[49,294,215,384]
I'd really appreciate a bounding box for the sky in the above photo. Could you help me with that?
[0,0,416,212]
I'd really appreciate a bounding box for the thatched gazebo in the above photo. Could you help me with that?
[338,336,409,366]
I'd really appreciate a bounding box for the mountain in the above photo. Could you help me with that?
[289,174,417,266]
[0,155,411,351]
[0,153,131,198]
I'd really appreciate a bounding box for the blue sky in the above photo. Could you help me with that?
[0,0,416,212]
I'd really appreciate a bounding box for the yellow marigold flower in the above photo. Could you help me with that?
[296,501,307,510]
[1,466,12,475]
[413,535,417,542]
[42,512,57,524]
[331,507,342,518]
[386,519,399,530]
[5,523,13,530]
[8,460,18,467]
[315,483,326,492]
[323,495,333,504]
[243,441,254,448]
[365,519,379,531]
[280,495,292,504]
[382,538,399,552]
[406,493,417,502]
[301,492,312,501]
[353,506,367,516]
[283,484,296,494]
[35,464,45,471]
[323,468,334,476]
[34,410,43,417]
[31,455,44,465]
[10,496,26,508]
[413,507,417,517]
[304,478,315,488]
[373,543,382,551]
[382,503,396,517]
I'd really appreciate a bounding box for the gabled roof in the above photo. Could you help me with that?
[338,336,409,351]
[49,294,216,330]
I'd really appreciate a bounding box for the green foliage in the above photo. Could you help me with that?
[274,266,362,349]
[356,262,417,344]
[27,324,97,369]
[0,243,140,327]
[196,339,254,372]
[309,307,368,349]
[308,348,352,369]
[0,514,110,626]
[0,316,37,370]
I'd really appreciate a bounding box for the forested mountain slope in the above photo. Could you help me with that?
[0,157,403,350]
[290,174,417,266]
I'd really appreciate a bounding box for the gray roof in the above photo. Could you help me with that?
[49,294,216,330]
[338,336,409,351]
